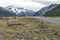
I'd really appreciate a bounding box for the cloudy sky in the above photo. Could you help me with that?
[0,0,60,11]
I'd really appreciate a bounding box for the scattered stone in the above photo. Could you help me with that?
[16,39,20,40]
[21,39,25,40]
[34,37,38,40]
[13,17,16,19]
[28,30,34,34]
[55,31,60,36]
[23,30,33,39]
[15,32,20,39]
[7,21,23,26]
[9,32,15,38]
[0,17,3,19]
[34,29,40,33]
[26,24,30,27]
[0,31,5,35]
[2,17,9,20]
[40,22,47,31]
[40,22,46,28]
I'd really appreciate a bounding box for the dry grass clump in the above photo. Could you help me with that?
[0,17,60,40]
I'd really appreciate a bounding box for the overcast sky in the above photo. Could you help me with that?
[0,0,60,11]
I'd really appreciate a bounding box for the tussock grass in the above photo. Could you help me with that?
[0,17,60,40]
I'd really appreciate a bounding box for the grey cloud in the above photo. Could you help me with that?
[32,0,60,5]
[32,0,52,5]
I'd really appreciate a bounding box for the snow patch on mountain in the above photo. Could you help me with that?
[40,4,59,16]
[5,5,35,16]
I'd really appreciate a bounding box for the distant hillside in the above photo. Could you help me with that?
[0,7,16,17]
[34,4,60,17]
[44,4,60,17]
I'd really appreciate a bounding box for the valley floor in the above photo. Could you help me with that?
[0,17,60,40]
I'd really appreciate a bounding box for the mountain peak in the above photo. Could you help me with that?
[5,5,35,16]
[34,4,59,16]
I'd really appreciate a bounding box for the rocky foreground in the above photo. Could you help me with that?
[0,17,60,40]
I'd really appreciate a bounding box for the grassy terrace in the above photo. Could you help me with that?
[0,17,60,40]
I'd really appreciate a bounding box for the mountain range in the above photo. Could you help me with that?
[5,5,35,16]
[0,7,16,17]
[0,4,60,17]
[34,4,59,16]
[44,4,60,16]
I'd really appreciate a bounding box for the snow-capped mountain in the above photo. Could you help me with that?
[34,4,59,16]
[40,4,59,16]
[5,5,35,16]
[0,6,16,16]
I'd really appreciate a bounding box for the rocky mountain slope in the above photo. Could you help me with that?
[34,4,59,16]
[5,5,35,16]
[0,7,16,17]
[44,4,60,16]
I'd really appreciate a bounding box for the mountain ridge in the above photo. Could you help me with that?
[5,5,35,16]
[0,7,16,17]
[34,4,59,16]
[44,4,60,16]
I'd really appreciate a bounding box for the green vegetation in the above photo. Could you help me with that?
[44,4,60,17]
[0,7,16,17]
